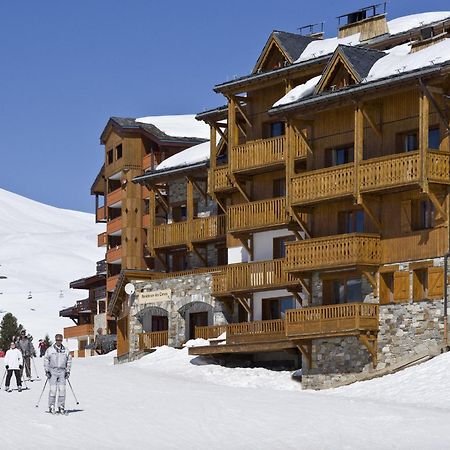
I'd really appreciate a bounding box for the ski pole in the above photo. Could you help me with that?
[31,357,40,379]
[0,370,6,390]
[67,379,79,405]
[35,378,48,408]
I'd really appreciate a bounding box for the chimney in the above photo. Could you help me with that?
[410,25,447,53]
[337,3,388,41]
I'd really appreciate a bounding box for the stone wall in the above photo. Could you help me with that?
[127,272,229,355]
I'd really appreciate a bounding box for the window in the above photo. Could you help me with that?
[172,204,187,222]
[402,132,418,152]
[169,252,187,272]
[116,144,123,160]
[269,122,285,137]
[273,235,295,259]
[338,210,364,234]
[326,145,354,167]
[262,296,294,320]
[107,149,114,164]
[412,199,434,230]
[273,178,286,197]
[323,277,362,304]
[217,245,228,266]
[428,127,440,150]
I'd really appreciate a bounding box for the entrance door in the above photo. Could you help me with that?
[189,312,208,340]
[117,316,129,357]
[152,315,168,332]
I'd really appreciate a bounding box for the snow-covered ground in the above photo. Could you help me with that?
[0,188,104,342]
[1,346,450,449]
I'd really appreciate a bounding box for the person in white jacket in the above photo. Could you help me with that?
[4,342,23,392]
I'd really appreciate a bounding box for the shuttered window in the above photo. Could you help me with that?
[428,267,444,299]
[393,271,409,302]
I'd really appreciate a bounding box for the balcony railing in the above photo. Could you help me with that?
[152,216,226,249]
[63,324,94,339]
[107,216,122,235]
[97,232,107,247]
[106,188,122,207]
[285,303,379,339]
[106,246,122,263]
[230,133,308,174]
[291,163,354,206]
[195,324,228,340]
[427,151,450,183]
[106,274,120,292]
[142,213,150,228]
[211,165,234,192]
[285,233,381,272]
[212,259,298,295]
[138,331,168,350]
[142,153,153,171]
[227,197,289,233]
[96,206,106,222]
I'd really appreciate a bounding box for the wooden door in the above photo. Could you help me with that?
[152,315,168,332]
[117,316,129,357]
[189,312,208,340]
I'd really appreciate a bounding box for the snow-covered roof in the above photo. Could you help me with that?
[155,141,210,172]
[295,11,450,63]
[273,38,450,108]
[135,114,210,139]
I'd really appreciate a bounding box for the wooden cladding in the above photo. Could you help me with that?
[106,246,122,263]
[227,197,289,233]
[142,153,153,171]
[96,206,106,222]
[212,259,298,295]
[285,233,381,272]
[107,216,122,235]
[152,216,226,249]
[142,214,150,228]
[290,150,450,206]
[63,324,94,339]
[138,331,169,350]
[106,274,120,292]
[230,134,307,174]
[285,303,379,338]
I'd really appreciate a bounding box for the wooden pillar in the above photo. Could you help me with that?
[148,189,156,252]
[354,105,364,204]
[228,97,238,171]
[419,91,429,192]
[209,124,217,194]
[285,119,294,214]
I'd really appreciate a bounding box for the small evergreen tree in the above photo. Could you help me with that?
[43,333,52,348]
[0,313,23,352]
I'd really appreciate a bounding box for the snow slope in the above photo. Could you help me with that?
[0,188,104,341]
[2,347,450,449]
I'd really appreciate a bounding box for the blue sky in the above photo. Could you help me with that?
[1,0,449,212]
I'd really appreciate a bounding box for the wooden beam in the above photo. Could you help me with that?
[290,290,303,305]
[291,209,310,239]
[233,176,250,202]
[362,107,382,140]
[189,177,208,202]
[297,277,311,299]
[358,333,378,368]
[237,121,247,138]
[427,189,448,222]
[232,96,252,128]
[215,195,227,214]
[292,124,313,154]
[295,341,312,368]
[419,79,450,132]
[155,252,168,271]
[419,90,429,193]
[359,197,382,233]
[237,235,253,260]
[149,183,169,212]
[362,270,377,291]
[191,245,208,266]
[354,105,364,204]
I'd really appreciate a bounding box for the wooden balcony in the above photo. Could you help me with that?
[97,232,107,247]
[142,213,150,228]
[96,206,106,222]
[291,163,354,206]
[191,215,226,243]
[428,151,450,183]
[285,303,379,339]
[190,319,296,355]
[142,153,154,171]
[152,216,226,249]
[285,233,381,272]
[106,274,119,292]
[106,246,122,264]
[153,221,189,249]
[227,197,290,234]
[64,324,94,339]
[107,216,122,235]
[212,259,298,296]
[230,133,307,174]
[106,188,122,207]
[210,166,234,192]
[138,331,168,350]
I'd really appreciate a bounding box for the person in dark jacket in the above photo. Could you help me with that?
[16,330,35,380]
[38,339,47,357]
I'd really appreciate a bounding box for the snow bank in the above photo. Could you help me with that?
[155,141,210,171]
[387,11,450,35]
[135,114,210,139]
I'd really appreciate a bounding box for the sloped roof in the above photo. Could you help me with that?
[337,45,386,80]
[273,31,316,62]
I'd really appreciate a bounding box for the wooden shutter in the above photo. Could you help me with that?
[379,273,392,305]
[428,267,444,298]
[393,271,409,302]
[412,269,425,301]
[401,200,412,233]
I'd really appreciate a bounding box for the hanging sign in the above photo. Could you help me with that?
[137,289,172,304]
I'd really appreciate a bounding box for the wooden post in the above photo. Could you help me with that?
[148,189,156,254]
[187,177,194,244]
[209,123,217,195]
[228,97,238,171]
[354,105,364,204]
[285,120,294,216]
[419,91,429,192]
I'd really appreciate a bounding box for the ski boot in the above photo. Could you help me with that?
[59,406,67,416]
[49,405,56,414]
[5,386,11,393]
[18,386,22,392]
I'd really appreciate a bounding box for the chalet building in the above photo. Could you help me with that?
[92,115,210,358]
[103,6,450,388]
[59,259,106,357]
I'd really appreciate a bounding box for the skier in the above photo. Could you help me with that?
[16,330,35,380]
[38,339,47,357]
[4,342,23,392]
[44,333,72,414]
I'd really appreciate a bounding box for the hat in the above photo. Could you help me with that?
[21,330,26,335]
